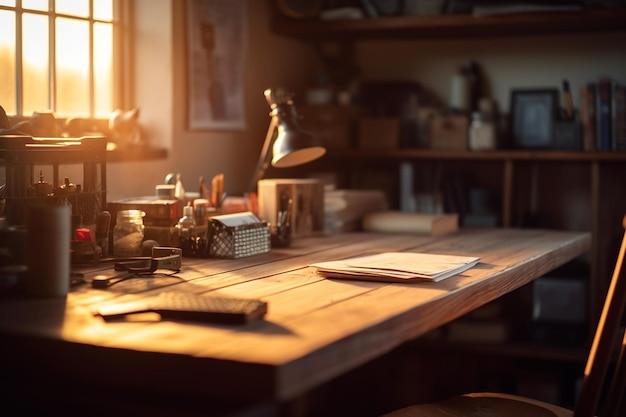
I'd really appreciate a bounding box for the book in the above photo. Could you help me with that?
[579,83,596,151]
[362,211,459,236]
[310,252,480,283]
[612,81,626,151]
[596,76,613,151]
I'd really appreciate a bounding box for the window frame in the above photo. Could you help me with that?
[0,0,128,121]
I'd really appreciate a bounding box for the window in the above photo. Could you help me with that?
[0,0,119,119]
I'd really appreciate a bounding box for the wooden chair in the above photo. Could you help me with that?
[382,215,626,417]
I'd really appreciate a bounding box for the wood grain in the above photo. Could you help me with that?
[0,229,591,405]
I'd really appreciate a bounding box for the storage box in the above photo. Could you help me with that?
[107,197,182,227]
[298,105,359,149]
[430,114,469,150]
[208,212,270,258]
[257,179,324,238]
[357,117,400,149]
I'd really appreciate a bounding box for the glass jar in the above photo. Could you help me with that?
[113,210,145,257]
[468,111,496,151]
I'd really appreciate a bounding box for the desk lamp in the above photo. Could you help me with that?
[247,87,325,192]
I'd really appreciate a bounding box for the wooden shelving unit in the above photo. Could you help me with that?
[271,6,626,388]
[272,6,626,40]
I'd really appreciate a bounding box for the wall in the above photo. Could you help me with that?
[356,31,626,113]
[107,2,626,201]
[106,0,319,201]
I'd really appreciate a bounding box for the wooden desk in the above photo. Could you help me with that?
[0,229,590,416]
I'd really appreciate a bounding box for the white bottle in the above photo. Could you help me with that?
[174,173,185,201]
[176,204,196,239]
[469,111,496,151]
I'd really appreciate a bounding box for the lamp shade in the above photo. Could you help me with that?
[269,91,325,168]
[272,122,326,168]
[248,88,326,192]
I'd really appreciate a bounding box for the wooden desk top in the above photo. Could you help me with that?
[0,228,590,405]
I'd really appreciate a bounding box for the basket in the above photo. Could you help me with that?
[208,212,270,259]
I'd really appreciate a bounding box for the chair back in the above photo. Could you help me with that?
[573,215,626,417]
[602,332,626,417]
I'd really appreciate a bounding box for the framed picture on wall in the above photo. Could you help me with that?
[510,89,559,149]
[186,0,246,130]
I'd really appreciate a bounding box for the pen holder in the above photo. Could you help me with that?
[271,222,292,248]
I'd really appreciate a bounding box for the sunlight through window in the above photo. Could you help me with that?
[1,0,118,118]
[56,17,90,116]
[0,10,16,114]
[22,12,49,114]
[55,0,89,18]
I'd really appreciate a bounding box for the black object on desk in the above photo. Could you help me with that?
[96,291,267,325]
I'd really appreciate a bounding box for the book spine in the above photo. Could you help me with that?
[596,77,613,151]
[579,83,596,151]
[614,83,626,151]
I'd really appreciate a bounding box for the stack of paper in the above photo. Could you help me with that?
[310,252,480,283]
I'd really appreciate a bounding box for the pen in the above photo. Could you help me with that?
[563,79,574,120]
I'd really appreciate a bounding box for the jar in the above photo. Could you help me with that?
[468,111,496,151]
[113,210,145,257]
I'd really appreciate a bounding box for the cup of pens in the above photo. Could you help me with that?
[271,194,292,248]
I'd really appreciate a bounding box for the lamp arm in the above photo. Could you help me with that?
[248,115,278,193]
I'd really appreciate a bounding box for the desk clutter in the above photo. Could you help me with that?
[107,197,269,259]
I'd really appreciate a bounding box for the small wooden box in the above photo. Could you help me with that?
[257,179,324,238]
[430,115,469,151]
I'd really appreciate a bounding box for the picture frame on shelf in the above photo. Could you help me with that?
[510,89,559,149]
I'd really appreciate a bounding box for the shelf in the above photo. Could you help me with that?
[272,6,626,40]
[106,146,168,162]
[324,148,626,162]
[411,339,588,363]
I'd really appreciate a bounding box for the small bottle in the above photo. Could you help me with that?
[113,210,145,257]
[175,173,185,201]
[177,204,196,238]
[177,204,196,255]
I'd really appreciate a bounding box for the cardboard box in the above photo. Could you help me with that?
[357,117,400,149]
[298,105,359,149]
[430,114,469,151]
[257,179,324,238]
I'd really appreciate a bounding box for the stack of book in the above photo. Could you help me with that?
[324,189,388,234]
[579,76,626,151]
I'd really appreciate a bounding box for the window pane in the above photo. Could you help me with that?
[0,10,16,114]
[94,0,113,21]
[22,0,47,11]
[93,22,113,117]
[56,17,89,116]
[0,1,16,6]
[22,13,49,114]
[55,0,89,18]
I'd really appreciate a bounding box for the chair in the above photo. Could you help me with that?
[382,215,626,417]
